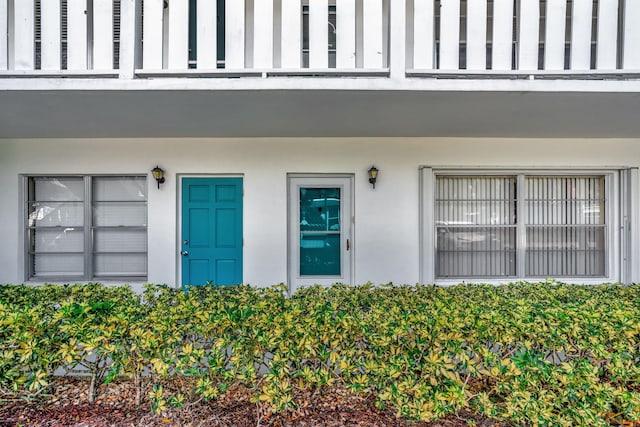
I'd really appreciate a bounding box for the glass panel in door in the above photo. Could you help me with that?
[299,187,341,276]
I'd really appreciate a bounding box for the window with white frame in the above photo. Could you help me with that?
[26,176,147,280]
[435,173,607,279]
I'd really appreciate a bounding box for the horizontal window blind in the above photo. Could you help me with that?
[436,176,517,278]
[435,173,608,280]
[26,175,147,280]
[525,176,606,277]
[92,177,147,277]
[28,177,85,277]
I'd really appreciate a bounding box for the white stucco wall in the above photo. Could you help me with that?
[0,138,639,290]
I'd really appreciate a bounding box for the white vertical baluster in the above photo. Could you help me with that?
[0,0,6,69]
[143,0,164,69]
[168,0,189,69]
[14,0,35,70]
[67,0,88,69]
[596,0,618,70]
[309,0,328,68]
[570,0,592,70]
[518,0,539,70]
[41,0,62,70]
[389,0,405,77]
[93,0,114,70]
[197,0,217,69]
[439,0,459,69]
[254,0,274,68]
[466,0,487,70]
[492,0,513,70]
[623,0,640,69]
[336,0,355,68]
[281,0,301,68]
[363,0,382,68]
[119,0,141,78]
[413,0,434,69]
[544,0,566,70]
[225,0,245,68]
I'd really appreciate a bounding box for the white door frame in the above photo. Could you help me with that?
[287,174,354,294]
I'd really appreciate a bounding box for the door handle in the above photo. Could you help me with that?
[181,251,189,256]
[346,239,350,251]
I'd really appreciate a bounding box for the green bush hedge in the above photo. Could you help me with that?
[1,282,639,425]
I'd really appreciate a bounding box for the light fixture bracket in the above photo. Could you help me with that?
[368,165,379,189]
[151,165,166,189]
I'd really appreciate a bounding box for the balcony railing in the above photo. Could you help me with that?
[1,0,639,78]
[410,0,640,73]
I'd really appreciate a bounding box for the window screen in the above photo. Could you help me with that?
[27,176,147,280]
[525,176,606,277]
[435,173,607,279]
[436,176,517,278]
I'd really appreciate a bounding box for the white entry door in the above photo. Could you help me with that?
[288,176,353,293]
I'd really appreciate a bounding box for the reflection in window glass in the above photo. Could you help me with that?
[435,174,607,279]
[299,187,341,276]
[436,176,517,278]
[26,176,148,279]
[525,176,606,277]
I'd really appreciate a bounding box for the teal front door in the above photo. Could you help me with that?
[181,178,243,286]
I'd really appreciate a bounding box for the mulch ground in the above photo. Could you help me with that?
[0,378,506,427]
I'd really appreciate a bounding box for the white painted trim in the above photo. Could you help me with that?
[0,0,7,70]
[621,167,640,283]
[388,0,406,78]
[623,0,640,69]
[119,0,142,79]
[143,0,164,70]
[518,0,539,71]
[135,69,263,78]
[13,0,34,70]
[5,73,640,92]
[67,0,88,70]
[363,0,383,69]
[423,167,623,284]
[439,0,460,70]
[21,173,150,282]
[336,0,356,69]
[413,0,434,69]
[405,69,640,80]
[287,174,354,293]
[93,0,114,70]
[197,0,218,69]
[419,167,434,284]
[466,0,487,71]
[570,0,593,70]
[18,174,27,282]
[309,0,329,68]
[0,70,119,77]
[266,68,389,76]
[225,0,246,69]
[40,0,62,71]
[629,168,640,283]
[281,0,302,68]
[596,0,618,70]
[545,0,567,70]
[168,0,190,69]
[492,0,514,70]
[254,0,274,68]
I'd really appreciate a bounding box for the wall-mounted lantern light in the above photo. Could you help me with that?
[151,166,165,189]
[368,165,379,189]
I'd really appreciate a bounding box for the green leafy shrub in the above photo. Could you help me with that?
[0,281,639,426]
